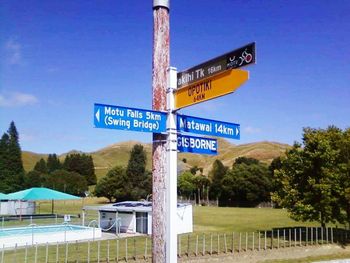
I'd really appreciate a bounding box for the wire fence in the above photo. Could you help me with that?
[0,226,349,262]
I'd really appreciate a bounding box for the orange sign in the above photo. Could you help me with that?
[174,69,249,110]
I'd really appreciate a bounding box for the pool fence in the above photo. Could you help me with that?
[0,226,349,262]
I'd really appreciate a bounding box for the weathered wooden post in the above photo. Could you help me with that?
[152,0,170,262]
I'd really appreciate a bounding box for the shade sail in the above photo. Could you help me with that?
[6,187,81,201]
[0,193,8,200]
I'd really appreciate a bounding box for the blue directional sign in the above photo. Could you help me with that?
[94,103,167,133]
[177,135,217,155]
[177,114,240,139]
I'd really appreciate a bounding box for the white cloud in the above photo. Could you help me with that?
[244,126,261,134]
[5,39,22,65]
[0,92,38,107]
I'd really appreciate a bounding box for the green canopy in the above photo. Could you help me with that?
[0,193,8,200]
[6,187,80,201]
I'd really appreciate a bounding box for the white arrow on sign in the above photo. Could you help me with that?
[95,109,100,122]
[236,127,239,136]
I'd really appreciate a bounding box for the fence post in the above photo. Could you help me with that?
[264,231,266,250]
[283,229,286,248]
[97,240,100,263]
[46,242,49,263]
[277,230,279,249]
[218,234,220,255]
[321,227,324,244]
[56,242,59,263]
[87,241,90,263]
[245,232,248,251]
[35,243,38,263]
[1,244,4,263]
[179,235,182,257]
[187,234,190,256]
[116,239,119,262]
[311,228,313,245]
[299,228,302,246]
[133,238,136,260]
[294,228,297,247]
[107,240,110,263]
[331,227,333,243]
[289,229,291,247]
[14,243,17,263]
[224,234,227,253]
[316,227,318,245]
[65,242,68,263]
[239,232,242,252]
[195,235,198,256]
[25,243,28,263]
[231,232,234,253]
[210,234,213,255]
[202,234,206,256]
[271,230,273,249]
[252,232,255,251]
[306,227,308,246]
[258,231,260,251]
[125,239,128,262]
[144,237,148,260]
[326,227,329,244]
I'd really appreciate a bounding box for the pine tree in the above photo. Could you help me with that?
[0,133,10,192]
[47,154,61,173]
[33,158,48,174]
[0,122,25,192]
[126,144,151,200]
[63,153,96,185]
[7,121,24,175]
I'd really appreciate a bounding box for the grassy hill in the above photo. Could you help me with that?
[22,139,290,180]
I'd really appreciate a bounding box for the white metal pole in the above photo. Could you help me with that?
[166,67,178,263]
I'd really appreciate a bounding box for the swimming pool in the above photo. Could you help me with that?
[0,224,102,248]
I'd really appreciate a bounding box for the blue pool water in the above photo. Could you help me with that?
[0,225,89,237]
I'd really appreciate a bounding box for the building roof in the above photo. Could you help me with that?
[84,201,191,213]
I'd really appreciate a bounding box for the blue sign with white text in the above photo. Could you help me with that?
[94,103,167,133]
[177,114,240,139]
[177,134,217,155]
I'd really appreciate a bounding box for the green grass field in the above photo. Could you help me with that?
[1,198,348,262]
[32,198,326,233]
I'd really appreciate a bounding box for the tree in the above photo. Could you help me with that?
[44,169,87,196]
[221,159,272,207]
[0,122,24,192]
[94,166,130,202]
[47,154,62,173]
[193,175,211,205]
[0,133,10,192]
[63,153,96,185]
[126,144,151,200]
[272,126,344,227]
[209,160,228,199]
[337,128,350,226]
[34,158,48,174]
[7,121,24,176]
[178,171,196,200]
[23,170,44,188]
[234,157,260,166]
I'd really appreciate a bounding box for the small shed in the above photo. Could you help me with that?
[84,201,193,235]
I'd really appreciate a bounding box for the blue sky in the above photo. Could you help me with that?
[1,0,349,154]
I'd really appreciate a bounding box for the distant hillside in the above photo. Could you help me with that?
[22,139,290,180]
